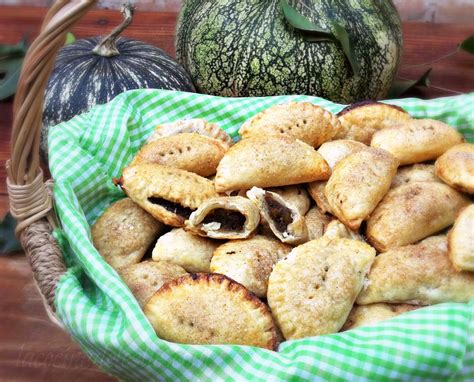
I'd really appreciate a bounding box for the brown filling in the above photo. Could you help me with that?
[264,193,293,233]
[148,197,194,219]
[202,208,246,231]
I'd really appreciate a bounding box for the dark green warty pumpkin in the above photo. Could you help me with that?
[176,0,403,102]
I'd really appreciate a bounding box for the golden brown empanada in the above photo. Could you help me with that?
[305,206,331,241]
[317,139,368,170]
[247,187,308,245]
[336,101,411,144]
[144,273,278,349]
[323,219,364,242]
[371,119,464,165]
[92,198,163,270]
[210,235,291,297]
[435,143,474,194]
[267,237,376,340]
[325,148,399,230]
[239,102,341,147]
[185,196,260,239]
[130,133,228,177]
[119,164,218,227]
[391,164,440,189]
[307,181,332,214]
[366,182,469,252]
[118,260,187,307]
[448,205,474,271]
[268,186,311,216]
[357,236,474,305]
[152,228,219,272]
[215,135,330,192]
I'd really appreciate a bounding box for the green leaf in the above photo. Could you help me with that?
[280,0,331,36]
[0,57,23,101]
[0,35,28,61]
[0,213,22,254]
[330,20,360,77]
[387,68,432,98]
[65,32,76,45]
[459,35,474,54]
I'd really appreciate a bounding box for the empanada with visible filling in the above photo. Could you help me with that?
[336,101,411,144]
[307,181,332,214]
[366,182,469,252]
[317,139,368,171]
[119,164,218,227]
[92,198,163,270]
[304,206,331,241]
[185,196,260,239]
[371,119,464,165]
[391,164,440,189]
[323,219,364,242]
[210,235,291,297]
[239,102,341,147]
[144,273,278,349]
[267,237,376,340]
[118,260,187,307]
[215,135,330,192]
[325,148,399,230]
[448,205,474,272]
[247,187,308,245]
[268,186,311,216]
[357,236,474,305]
[152,228,219,272]
[130,133,228,177]
[435,143,474,194]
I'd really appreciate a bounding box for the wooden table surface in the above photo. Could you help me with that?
[0,5,473,382]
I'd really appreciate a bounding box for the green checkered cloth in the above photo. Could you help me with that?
[49,90,474,382]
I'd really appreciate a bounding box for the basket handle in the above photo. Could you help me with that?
[6,0,96,310]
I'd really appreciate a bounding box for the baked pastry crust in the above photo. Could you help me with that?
[367,182,470,252]
[210,235,291,297]
[215,135,330,192]
[325,148,399,230]
[435,143,474,194]
[323,219,364,242]
[307,181,332,214]
[448,205,474,271]
[304,206,331,241]
[391,163,440,189]
[144,273,278,349]
[267,237,376,340]
[185,196,260,239]
[268,186,311,216]
[317,139,367,171]
[91,198,163,270]
[152,228,219,272]
[120,164,218,227]
[239,102,341,147]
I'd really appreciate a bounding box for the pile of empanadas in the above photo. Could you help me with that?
[92,102,474,350]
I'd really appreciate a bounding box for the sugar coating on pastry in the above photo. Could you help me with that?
[317,139,368,171]
[371,119,464,165]
[239,102,341,147]
[144,273,278,349]
[185,196,260,239]
[448,205,474,271]
[366,182,470,252]
[304,206,331,241]
[325,147,399,230]
[307,181,332,214]
[357,235,474,305]
[118,260,187,306]
[323,219,364,242]
[130,133,228,177]
[267,237,376,340]
[336,101,411,144]
[120,164,218,227]
[210,235,292,297]
[391,164,440,189]
[435,143,474,194]
[92,198,163,270]
[215,135,330,192]
[152,228,219,272]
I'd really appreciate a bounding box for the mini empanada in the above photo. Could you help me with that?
[336,101,411,144]
[325,148,399,230]
[239,102,341,147]
[152,228,219,272]
[357,236,474,305]
[268,186,311,216]
[118,260,187,306]
[366,182,469,252]
[307,181,332,214]
[215,135,330,192]
[391,164,440,189]
[92,198,163,270]
[247,187,308,244]
[317,139,368,171]
[435,143,474,194]
[267,237,376,339]
[144,273,278,349]
[119,164,218,227]
[130,133,228,177]
[305,206,331,241]
[210,235,291,297]
[323,219,364,242]
[185,196,260,239]
[448,205,474,271]
[371,119,464,165]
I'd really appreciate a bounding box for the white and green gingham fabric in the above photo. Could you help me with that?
[48,89,474,381]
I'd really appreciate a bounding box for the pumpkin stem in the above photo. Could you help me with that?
[92,3,134,57]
